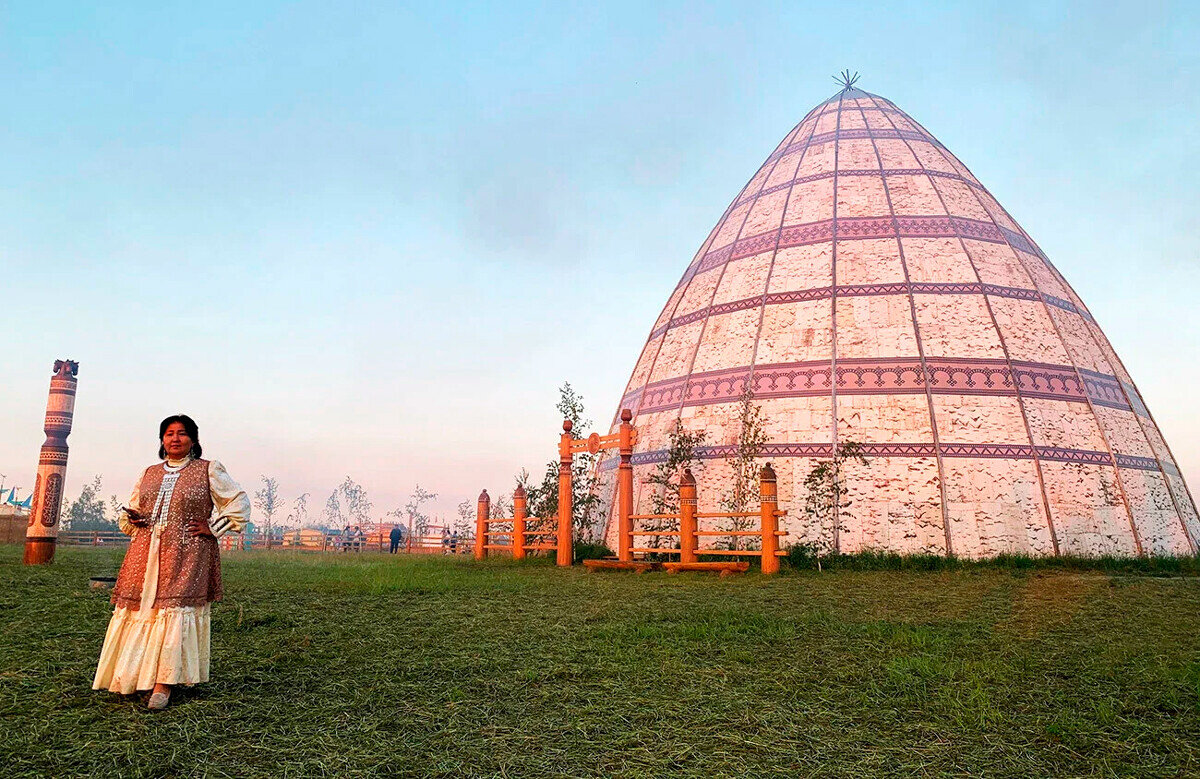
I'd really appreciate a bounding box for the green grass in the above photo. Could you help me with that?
[2,546,1199,778]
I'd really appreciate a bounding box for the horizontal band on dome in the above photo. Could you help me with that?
[622,357,1140,417]
[648,282,1092,342]
[598,443,1170,473]
[765,127,946,165]
[731,167,991,213]
[705,216,1030,268]
[674,217,1048,295]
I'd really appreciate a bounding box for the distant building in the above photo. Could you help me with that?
[0,505,30,544]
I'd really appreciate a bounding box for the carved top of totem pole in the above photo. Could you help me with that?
[52,360,79,379]
[620,408,632,423]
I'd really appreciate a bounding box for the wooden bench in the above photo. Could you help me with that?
[661,561,750,577]
[582,559,660,574]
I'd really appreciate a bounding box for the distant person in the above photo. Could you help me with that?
[389,525,402,554]
[450,531,459,555]
[441,527,451,555]
[93,414,250,710]
[341,524,352,552]
[352,524,365,552]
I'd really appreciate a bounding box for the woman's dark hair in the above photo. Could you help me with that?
[158,414,202,460]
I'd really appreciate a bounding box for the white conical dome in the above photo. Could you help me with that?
[597,86,1199,558]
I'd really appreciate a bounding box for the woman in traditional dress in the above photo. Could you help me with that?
[92,414,251,710]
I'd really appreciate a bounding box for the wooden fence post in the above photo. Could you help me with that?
[557,420,574,566]
[679,467,697,564]
[475,489,490,561]
[759,463,779,574]
[617,408,634,562]
[513,484,527,560]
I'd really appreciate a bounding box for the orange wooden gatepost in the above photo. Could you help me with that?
[559,408,637,565]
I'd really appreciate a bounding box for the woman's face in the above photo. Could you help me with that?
[162,422,193,459]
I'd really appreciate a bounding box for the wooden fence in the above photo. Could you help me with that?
[473,485,559,560]
[611,463,786,574]
[472,409,789,575]
[57,529,131,547]
[49,527,469,556]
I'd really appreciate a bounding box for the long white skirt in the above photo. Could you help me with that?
[92,529,211,694]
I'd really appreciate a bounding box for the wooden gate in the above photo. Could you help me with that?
[475,408,637,566]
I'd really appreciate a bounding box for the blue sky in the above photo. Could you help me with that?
[2,1,1197,520]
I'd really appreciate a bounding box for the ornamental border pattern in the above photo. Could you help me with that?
[599,443,1165,472]
[647,282,1092,341]
[689,216,1048,280]
[627,357,1133,416]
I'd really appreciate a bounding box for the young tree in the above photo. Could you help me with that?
[719,387,771,549]
[643,421,708,548]
[109,493,125,523]
[323,490,343,529]
[397,484,437,540]
[288,492,311,529]
[339,477,373,530]
[61,475,114,532]
[522,382,604,542]
[646,421,708,516]
[802,440,869,570]
[254,476,281,548]
[454,499,475,543]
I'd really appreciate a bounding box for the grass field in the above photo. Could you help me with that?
[2,546,1199,778]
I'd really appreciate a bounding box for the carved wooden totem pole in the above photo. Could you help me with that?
[23,360,79,565]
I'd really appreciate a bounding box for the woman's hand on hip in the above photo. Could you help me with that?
[186,519,215,539]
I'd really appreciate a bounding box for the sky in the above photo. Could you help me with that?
[2,1,1198,525]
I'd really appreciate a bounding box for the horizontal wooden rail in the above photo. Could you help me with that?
[58,530,131,546]
[630,530,680,536]
[695,510,788,518]
[629,514,680,521]
[694,530,789,537]
[696,549,789,556]
[629,547,682,554]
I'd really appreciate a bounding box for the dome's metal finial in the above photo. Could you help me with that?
[833,69,860,90]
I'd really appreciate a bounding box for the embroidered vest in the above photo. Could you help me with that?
[112,459,223,610]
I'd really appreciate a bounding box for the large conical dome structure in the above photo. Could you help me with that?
[598,84,1199,558]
